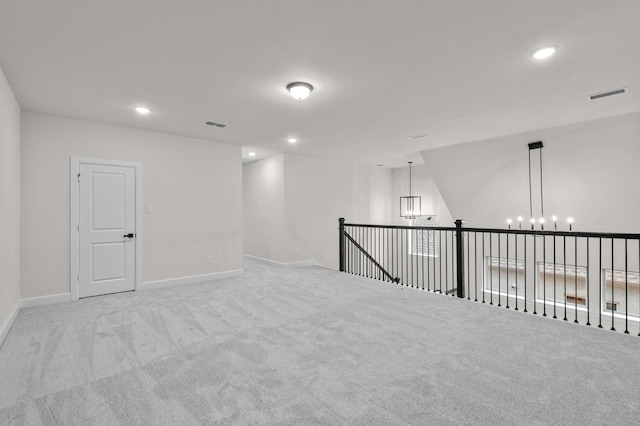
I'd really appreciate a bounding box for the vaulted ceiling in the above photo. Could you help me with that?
[1,0,638,167]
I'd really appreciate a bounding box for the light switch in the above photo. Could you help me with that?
[145,205,152,214]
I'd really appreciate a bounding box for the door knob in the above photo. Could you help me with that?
[123,233,135,238]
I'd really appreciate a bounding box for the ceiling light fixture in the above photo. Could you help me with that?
[248,152,256,157]
[400,162,421,219]
[531,46,557,59]
[286,82,313,100]
[288,138,297,143]
[506,142,574,231]
[134,106,151,114]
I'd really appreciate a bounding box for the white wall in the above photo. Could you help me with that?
[0,66,21,334]
[243,153,394,269]
[391,164,454,227]
[21,112,242,299]
[243,154,285,262]
[422,112,640,233]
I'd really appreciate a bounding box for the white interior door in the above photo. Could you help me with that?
[78,163,136,298]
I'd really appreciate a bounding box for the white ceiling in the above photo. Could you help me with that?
[1,0,638,167]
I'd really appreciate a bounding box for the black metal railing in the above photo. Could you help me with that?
[339,218,640,336]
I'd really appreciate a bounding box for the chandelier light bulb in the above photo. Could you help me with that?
[287,82,313,100]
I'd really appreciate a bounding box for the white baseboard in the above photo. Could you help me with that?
[20,293,71,309]
[1,293,71,348]
[139,269,243,291]
[243,254,314,268]
[0,300,21,349]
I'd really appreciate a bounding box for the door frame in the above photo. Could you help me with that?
[70,157,143,300]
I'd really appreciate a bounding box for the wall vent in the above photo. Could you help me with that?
[204,120,229,128]
[588,88,628,101]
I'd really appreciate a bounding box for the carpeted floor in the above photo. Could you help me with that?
[1,258,639,425]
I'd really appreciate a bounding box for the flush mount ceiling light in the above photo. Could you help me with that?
[134,106,151,114]
[286,82,313,100]
[531,45,557,59]
[288,138,297,143]
[248,152,256,157]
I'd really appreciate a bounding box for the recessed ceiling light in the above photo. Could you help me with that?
[288,138,297,143]
[134,106,151,114]
[531,46,557,59]
[286,82,313,100]
[248,152,256,157]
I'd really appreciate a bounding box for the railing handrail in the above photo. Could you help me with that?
[342,222,456,231]
[343,221,640,240]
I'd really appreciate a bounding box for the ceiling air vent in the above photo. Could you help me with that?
[408,133,429,140]
[588,88,628,101]
[204,120,229,128]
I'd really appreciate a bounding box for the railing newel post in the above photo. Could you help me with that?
[339,218,345,272]
[455,219,465,298]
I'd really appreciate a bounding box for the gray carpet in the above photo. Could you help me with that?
[1,258,639,425]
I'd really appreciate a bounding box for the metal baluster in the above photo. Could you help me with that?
[482,232,486,303]
[393,229,402,284]
[475,232,479,302]
[420,229,425,290]
[611,238,615,331]
[598,238,603,329]
[489,232,493,305]
[388,228,391,282]
[409,229,418,288]
[427,229,431,291]
[625,238,629,334]
[433,229,437,292]
[586,238,591,326]
[498,233,502,307]
[445,231,449,294]
[403,228,407,286]
[506,232,510,309]
[533,231,536,317]
[347,226,351,275]
[515,233,519,311]
[467,231,471,300]
[574,236,578,324]
[439,230,443,293]
[563,235,568,321]
[524,232,529,313]
[553,234,557,319]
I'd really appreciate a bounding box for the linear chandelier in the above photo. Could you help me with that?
[506,141,574,231]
